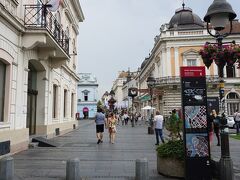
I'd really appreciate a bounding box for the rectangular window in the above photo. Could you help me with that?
[226,65,235,78]
[52,84,57,118]
[0,61,6,122]
[84,92,88,101]
[187,59,197,66]
[64,89,67,118]
[227,103,239,116]
[71,93,74,118]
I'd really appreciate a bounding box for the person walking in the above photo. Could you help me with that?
[234,109,240,134]
[207,111,214,146]
[210,109,220,146]
[95,108,106,144]
[153,111,165,145]
[123,112,129,125]
[107,112,117,144]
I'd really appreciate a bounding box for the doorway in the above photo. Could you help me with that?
[27,63,38,135]
[83,107,89,119]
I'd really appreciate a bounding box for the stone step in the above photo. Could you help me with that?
[32,137,58,147]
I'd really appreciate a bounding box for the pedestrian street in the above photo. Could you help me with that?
[12,119,240,180]
[13,120,177,180]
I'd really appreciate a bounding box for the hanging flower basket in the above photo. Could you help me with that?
[199,43,240,69]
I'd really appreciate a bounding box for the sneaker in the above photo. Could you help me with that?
[155,143,159,145]
[217,143,220,146]
[97,139,101,144]
[100,140,103,143]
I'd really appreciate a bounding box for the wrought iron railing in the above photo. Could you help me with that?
[155,75,220,85]
[24,5,69,55]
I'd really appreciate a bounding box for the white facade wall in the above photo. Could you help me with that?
[77,73,98,119]
[0,0,84,155]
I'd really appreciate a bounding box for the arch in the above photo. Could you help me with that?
[0,38,17,60]
[227,92,240,99]
[27,60,47,135]
[52,79,60,86]
[226,91,240,115]
[29,59,46,72]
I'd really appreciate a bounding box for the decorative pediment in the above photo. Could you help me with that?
[182,49,199,57]
[82,89,90,94]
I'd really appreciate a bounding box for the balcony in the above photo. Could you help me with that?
[23,5,69,61]
[155,75,220,86]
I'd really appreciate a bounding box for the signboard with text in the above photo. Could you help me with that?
[180,66,212,180]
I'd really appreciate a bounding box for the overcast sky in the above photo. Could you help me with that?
[77,0,240,97]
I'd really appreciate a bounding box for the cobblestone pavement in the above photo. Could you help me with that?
[13,120,177,180]
[12,120,240,180]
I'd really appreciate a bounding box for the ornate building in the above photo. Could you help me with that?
[0,0,84,155]
[77,73,98,119]
[137,4,240,117]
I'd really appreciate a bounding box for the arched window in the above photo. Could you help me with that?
[0,61,6,122]
[227,92,240,115]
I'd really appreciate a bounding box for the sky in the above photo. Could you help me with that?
[77,0,240,97]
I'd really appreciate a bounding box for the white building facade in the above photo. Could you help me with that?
[77,73,98,119]
[0,0,84,156]
[137,5,240,117]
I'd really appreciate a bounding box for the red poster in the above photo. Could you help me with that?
[180,66,206,78]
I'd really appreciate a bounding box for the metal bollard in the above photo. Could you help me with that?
[136,158,149,180]
[66,158,80,180]
[0,156,14,180]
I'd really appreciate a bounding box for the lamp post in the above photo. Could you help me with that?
[108,90,116,112]
[203,0,237,179]
[147,74,156,134]
[128,87,138,127]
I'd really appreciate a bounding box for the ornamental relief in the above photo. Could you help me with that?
[0,0,18,16]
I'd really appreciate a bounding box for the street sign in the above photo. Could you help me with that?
[180,66,212,180]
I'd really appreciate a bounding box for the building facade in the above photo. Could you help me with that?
[137,5,240,118]
[77,73,98,119]
[0,0,84,155]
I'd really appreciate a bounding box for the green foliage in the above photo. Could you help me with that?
[157,140,184,161]
[165,113,183,140]
[230,135,240,140]
[97,100,103,109]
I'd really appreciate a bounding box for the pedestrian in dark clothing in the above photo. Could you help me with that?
[210,109,220,146]
[207,112,214,146]
[234,109,240,135]
[95,108,106,144]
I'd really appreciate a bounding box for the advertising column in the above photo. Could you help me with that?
[180,66,212,180]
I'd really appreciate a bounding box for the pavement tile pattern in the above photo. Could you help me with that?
[12,120,240,180]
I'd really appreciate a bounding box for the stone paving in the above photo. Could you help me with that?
[12,120,240,180]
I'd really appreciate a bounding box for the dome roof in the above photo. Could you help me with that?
[141,58,149,69]
[169,7,204,30]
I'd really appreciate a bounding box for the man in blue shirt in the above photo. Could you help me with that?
[95,108,106,144]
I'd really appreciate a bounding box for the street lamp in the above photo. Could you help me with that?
[147,74,156,134]
[203,0,237,179]
[128,87,138,127]
[108,90,116,112]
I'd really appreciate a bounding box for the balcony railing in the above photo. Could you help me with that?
[24,5,69,55]
[155,75,220,85]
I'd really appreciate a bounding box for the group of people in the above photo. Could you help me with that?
[95,108,117,144]
[208,108,240,146]
[94,108,166,145]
